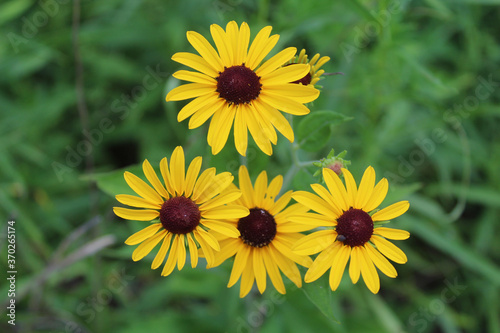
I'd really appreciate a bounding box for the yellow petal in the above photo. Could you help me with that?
[269,190,292,216]
[256,47,297,77]
[253,249,267,294]
[196,172,234,204]
[177,93,219,122]
[188,96,225,129]
[208,104,236,155]
[329,244,351,291]
[191,168,216,202]
[195,230,215,267]
[310,183,342,217]
[161,234,179,276]
[172,69,216,85]
[254,99,294,142]
[354,166,375,209]
[358,246,380,294]
[262,246,286,294]
[260,63,311,85]
[125,223,162,245]
[259,92,311,116]
[239,253,255,297]
[292,191,337,218]
[364,243,397,278]
[116,194,161,209]
[142,159,169,199]
[228,244,251,287]
[234,22,250,65]
[187,233,199,268]
[159,157,175,195]
[274,235,313,267]
[210,23,233,67]
[176,235,186,270]
[277,222,316,233]
[373,227,410,240]
[349,246,361,284]
[184,156,202,198]
[201,220,240,238]
[224,21,238,61]
[131,229,167,261]
[171,52,218,78]
[113,207,159,221]
[186,30,224,72]
[245,104,273,155]
[304,242,340,283]
[246,26,277,70]
[372,201,410,222]
[285,212,333,228]
[170,146,186,196]
[124,171,163,205]
[323,168,349,212]
[268,244,302,287]
[199,188,241,211]
[252,102,278,145]
[253,171,268,206]
[152,233,172,269]
[342,168,358,208]
[363,178,389,212]
[202,205,249,220]
[292,229,335,255]
[234,106,248,156]
[263,84,320,103]
[212,238,240,267]
[165,83,214,102]
[371,235,408,264]
[266,175,283,201]
[238,165,255,207]
[196,227,220,251]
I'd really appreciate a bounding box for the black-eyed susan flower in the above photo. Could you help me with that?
[211,166,313,297]
[165,21,319,157]
[287,49,330,87]
[292,166,410,294]
[113,146,249,276]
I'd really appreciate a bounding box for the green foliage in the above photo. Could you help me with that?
[1,0,500,332]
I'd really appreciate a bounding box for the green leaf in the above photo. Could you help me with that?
[404,215,500,286]
[301,274,339,323]
[297,111,352,152]
[0,0,31,26]
[87,165,144,197]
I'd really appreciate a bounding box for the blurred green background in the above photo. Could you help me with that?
[1,0,500,332]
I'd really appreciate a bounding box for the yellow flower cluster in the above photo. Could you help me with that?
[114,21,410,297]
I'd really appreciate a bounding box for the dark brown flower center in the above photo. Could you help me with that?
[335,208,373,247]
[160,196,200,234]
[237,208,276,247]
[216,65,261,105]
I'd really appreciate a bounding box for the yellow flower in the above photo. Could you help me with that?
[211,166,313,298]
[165,21,319,157]
[292,166,410,294]
[113,146,249,276]
[287,49,330,86]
